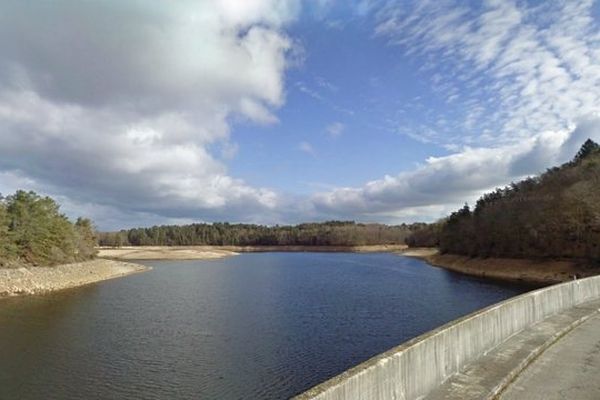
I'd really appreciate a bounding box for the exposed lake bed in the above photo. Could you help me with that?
[402,248,597,285]
[0,259,149,297]
[0,253,531,399]
[96,244,408,261]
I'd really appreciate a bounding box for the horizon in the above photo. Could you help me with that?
[1,1,599,230]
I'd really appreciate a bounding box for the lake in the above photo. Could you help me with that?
[0,253,530,399]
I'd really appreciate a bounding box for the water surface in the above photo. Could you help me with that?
[0,253,530,399]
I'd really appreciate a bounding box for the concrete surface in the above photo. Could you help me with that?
[294,275,600,400]
[499,312,600,400]
[425,299,600,400]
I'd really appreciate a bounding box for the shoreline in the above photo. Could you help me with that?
[0,259,149,298]
[401,248,597,285]
[97,244,408,260]
[78,246,597,287]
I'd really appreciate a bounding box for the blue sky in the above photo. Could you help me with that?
[230,11,442,193]
[0,0,599,229]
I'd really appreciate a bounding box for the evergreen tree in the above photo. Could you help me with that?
[98,220,415,247]
[0,190,97,267]
[6,191,74,265]
[0,197,17,265]
[408,140,600,262]
[574,139,600,162]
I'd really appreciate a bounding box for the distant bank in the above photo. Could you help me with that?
[0,259,149,298]
[5,246,590,297]
[402,141,600,285]
[96,245,597,286]
[97,244,408,260]
[402,248,596,285]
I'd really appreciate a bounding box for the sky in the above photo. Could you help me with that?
[0,0,599,230]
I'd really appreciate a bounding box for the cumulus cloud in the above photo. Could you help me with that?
[2,0,598,228]
[0,0,299,228]
[313,118,600,221]
[309,0,600,222]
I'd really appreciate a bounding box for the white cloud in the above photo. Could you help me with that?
[1,0,598,228]
[299,141,316,156]
[0,1,298,228]
[313,118,600,220]
[326,122,345,137]
[375,0,600,147]
[316,76,338,92]
[307,0,600,221]
[355,0,380,16]
[295,81,324,101]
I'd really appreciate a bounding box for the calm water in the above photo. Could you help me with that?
[0,253,531,399]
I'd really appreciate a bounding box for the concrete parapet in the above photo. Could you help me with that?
[294,274,600,400]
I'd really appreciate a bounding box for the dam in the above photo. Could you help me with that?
[295,274,600,400]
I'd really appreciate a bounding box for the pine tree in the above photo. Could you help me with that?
[0,197,18,265]
[574,139,600,162]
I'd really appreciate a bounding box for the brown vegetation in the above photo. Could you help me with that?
[418,252,594,285]
[407,140,600,264]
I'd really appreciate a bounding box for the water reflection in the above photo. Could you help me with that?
[0,253,531,399]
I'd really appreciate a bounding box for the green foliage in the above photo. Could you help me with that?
[437,141,600,261]
[0,199,18,261]
[99,220,418,247]
[574,139,600,163]
[0,190,97,267]
[74,217,98,259]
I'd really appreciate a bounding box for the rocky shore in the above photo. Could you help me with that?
[0,259,149,297]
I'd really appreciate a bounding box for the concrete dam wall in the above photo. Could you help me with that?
[294,274,600,400]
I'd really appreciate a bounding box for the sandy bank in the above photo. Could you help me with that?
[98,246,239,260]
[401,248,597,285]
[98,244,408,260]
[0,259,149,297]
[225,244,407,253]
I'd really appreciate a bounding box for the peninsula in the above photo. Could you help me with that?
[0,190,148,297]
[404,140,600,285]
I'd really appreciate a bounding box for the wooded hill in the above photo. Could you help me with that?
[0,190,97,267]
[407,139,600,262]
[98,221,420,247]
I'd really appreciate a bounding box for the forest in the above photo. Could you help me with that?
[8,140,599,264]
[407,139,600,261]
[0,190,97,267]
[98,220,419,247]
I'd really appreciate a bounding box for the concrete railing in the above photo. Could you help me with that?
[294,274,600,400]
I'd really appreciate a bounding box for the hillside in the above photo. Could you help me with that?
[408,139,600,263]
[98,221,419,248]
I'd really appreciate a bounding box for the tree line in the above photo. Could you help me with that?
[407,139,600,261]
[98,220,421,247]
[0,190,97,267]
